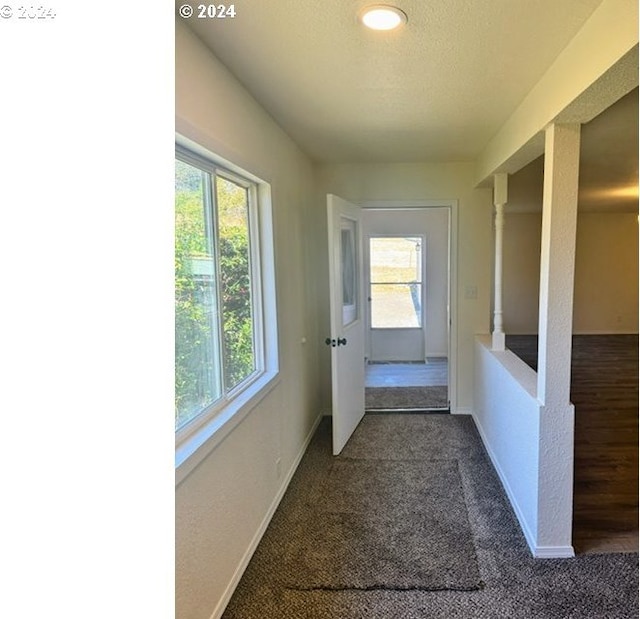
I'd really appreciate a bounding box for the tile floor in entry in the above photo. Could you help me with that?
[365,359,448,388]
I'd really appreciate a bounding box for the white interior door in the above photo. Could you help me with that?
[327,194,365,455]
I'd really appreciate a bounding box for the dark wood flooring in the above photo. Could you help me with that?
[506,334,639,555]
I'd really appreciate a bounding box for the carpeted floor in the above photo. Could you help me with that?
[281,458,481,591]
[222,414,639,619]
[365,385,449,410]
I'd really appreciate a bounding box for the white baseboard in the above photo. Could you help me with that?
[472,414,575,558]
[533,545,575,559]
[210,412,323,619]
[471,412,539,557]
[452,406,472,415]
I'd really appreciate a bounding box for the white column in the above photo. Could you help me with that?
[492,173,508,350]
[536,122,580,553]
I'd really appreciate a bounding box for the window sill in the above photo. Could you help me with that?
[175,370,280,486]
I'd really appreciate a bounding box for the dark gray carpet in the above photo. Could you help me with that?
[282,459,481,590]
[222,415,639,618]
[365,386,448,409]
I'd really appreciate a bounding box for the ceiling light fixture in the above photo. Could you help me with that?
[360,5,407,31]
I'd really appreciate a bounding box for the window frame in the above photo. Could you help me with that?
[175,141,279,482]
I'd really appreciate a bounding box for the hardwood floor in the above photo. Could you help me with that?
[506,334,639,555]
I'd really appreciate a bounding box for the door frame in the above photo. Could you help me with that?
[360,200,459,413]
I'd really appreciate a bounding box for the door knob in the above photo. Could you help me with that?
[337,337,347,346]
[325,337,336,347]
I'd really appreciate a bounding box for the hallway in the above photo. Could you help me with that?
[221,414,638,619]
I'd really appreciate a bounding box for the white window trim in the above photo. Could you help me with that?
[175,139,279,485]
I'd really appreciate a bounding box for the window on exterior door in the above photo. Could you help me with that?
[370,236,423,329]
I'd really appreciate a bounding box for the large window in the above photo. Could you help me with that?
[175,147,267,436]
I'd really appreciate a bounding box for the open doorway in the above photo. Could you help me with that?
[363,207,451,411]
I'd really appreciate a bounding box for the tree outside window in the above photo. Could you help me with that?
[175,157,257,432]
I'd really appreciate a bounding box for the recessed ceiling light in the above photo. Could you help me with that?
[360,5,407,31]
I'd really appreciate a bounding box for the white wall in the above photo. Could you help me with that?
[474,337,541,549]
[315,163,493,413]
[499,153,638,334]
[175,21,323,619]
[501,209,638,335]
[502,212,543,334]
[474,336,575,557]
[574,212,639,333]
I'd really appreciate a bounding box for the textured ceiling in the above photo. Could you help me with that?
[579,87,638,210]
[509,88,638,212]
[183,0,606,163]
[179,0,638,211]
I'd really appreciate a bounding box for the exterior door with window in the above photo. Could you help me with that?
[327,194,365,455]
[368,235,426,361]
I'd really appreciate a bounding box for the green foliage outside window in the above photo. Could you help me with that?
[217,177,255,390]
[175,159,255,430]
